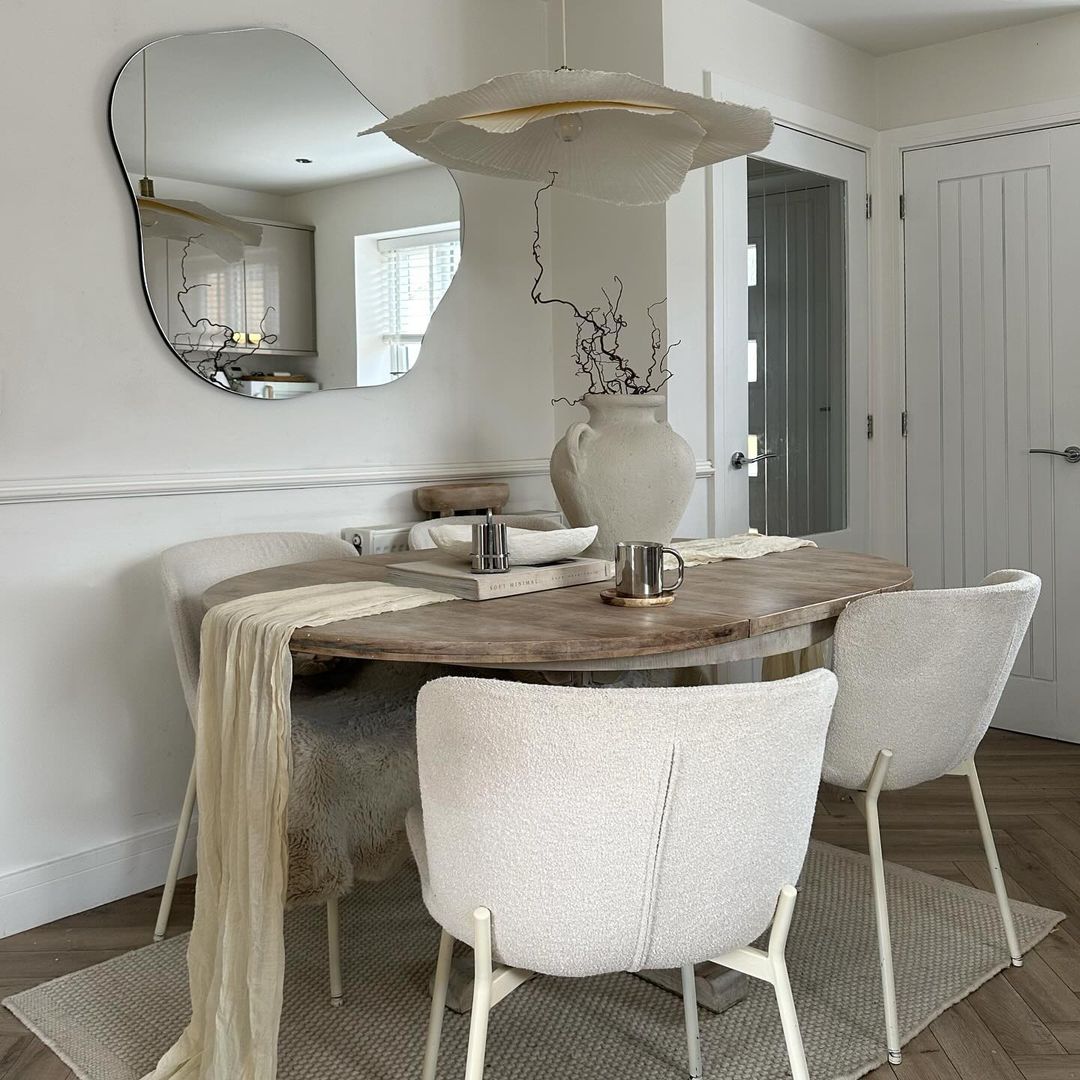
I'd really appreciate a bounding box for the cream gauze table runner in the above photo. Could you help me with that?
[144,582,455,1080]
[672,532,816,567]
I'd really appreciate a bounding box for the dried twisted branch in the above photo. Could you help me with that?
[646,299,679,392]
[171,236,278,387]
[530,174,678,407]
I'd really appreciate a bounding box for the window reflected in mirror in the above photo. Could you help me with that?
[110,29,462,396]
[356,225,460,383]
[746,157,848,535]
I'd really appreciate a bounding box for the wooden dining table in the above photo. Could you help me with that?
[203,546,913,672]
[202,544,913,1014]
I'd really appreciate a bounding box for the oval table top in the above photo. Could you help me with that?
[203,547,913,670]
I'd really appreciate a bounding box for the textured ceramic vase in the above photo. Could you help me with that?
[550,394,696,560]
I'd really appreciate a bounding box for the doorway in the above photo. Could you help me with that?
[747,158,848,538]
[720,126,869,550]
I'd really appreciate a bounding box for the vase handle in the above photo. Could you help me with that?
[565,422,595,475]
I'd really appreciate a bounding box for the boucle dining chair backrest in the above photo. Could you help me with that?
[412,670,838,977]
[160,531,357,717]
[408,515,564,550]
[823,569,1040,793]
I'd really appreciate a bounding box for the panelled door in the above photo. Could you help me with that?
[904,127,1080,742]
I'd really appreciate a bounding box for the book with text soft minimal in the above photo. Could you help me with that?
[385,557,613,601]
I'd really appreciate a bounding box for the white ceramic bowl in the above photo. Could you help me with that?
[428,524,598,566]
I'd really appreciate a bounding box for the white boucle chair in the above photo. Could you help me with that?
[823,569,1041,1065]
[157,531,403,1006]
[409,671,839,1080]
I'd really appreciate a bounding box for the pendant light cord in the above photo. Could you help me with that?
[138,49,156,198]
[560,0,568,69]
[142,50,149,179]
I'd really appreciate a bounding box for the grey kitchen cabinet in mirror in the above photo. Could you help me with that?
[110,28,462,397]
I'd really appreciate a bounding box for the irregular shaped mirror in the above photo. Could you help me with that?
[110,29,462,397]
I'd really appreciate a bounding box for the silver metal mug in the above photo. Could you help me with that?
[613,541,685,599]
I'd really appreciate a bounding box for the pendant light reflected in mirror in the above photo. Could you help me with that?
[135,49,262,263]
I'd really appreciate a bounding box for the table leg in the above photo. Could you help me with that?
[636,963,748,1014]
[429,951,536,1014]
[761,641,829,681]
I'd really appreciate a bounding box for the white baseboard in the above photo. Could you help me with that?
[0,822,197,939]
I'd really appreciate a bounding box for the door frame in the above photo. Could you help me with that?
[751,128,869,550]
[707,78,875,546]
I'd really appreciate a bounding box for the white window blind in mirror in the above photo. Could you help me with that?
[376,228,460,376]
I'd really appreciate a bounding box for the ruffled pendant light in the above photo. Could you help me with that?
[135,50,261,262]
[360,0,773,205]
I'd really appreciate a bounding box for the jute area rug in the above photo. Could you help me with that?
[4,842,1063,1080]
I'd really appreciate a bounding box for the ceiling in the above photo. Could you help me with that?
[749,0,1080,55]
[111,28,425,195]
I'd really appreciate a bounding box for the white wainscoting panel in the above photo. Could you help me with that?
[0,472,554,936]
[0,460,716,937]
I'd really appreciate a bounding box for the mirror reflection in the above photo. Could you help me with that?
[110,28,461,396]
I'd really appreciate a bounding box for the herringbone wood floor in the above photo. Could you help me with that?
[1,729,1079,1079]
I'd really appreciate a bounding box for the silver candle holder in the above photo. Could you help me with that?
[471,509,510,574]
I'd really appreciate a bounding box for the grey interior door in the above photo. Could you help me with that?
[904,126,1080,742]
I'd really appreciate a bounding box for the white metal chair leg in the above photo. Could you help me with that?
[681,965,703,1079]
[861,749,902,1065]
[767,886,810,1080]
[713,886,810,1080]
[154,760,197,943]
[961,757,1023,966]
[422,930,455,1080]
[464,908,493,1080]
[327,894,343,1006]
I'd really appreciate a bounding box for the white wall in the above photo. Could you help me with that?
[0,0,556,936]
[131,175,295,220]
[286,165,461,389]
[663,0,879,130]
[545,0,672,495]
[877,12,1080,130]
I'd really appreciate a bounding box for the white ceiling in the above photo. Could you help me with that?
[749,0,1080,55]
[111,28,425,195]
